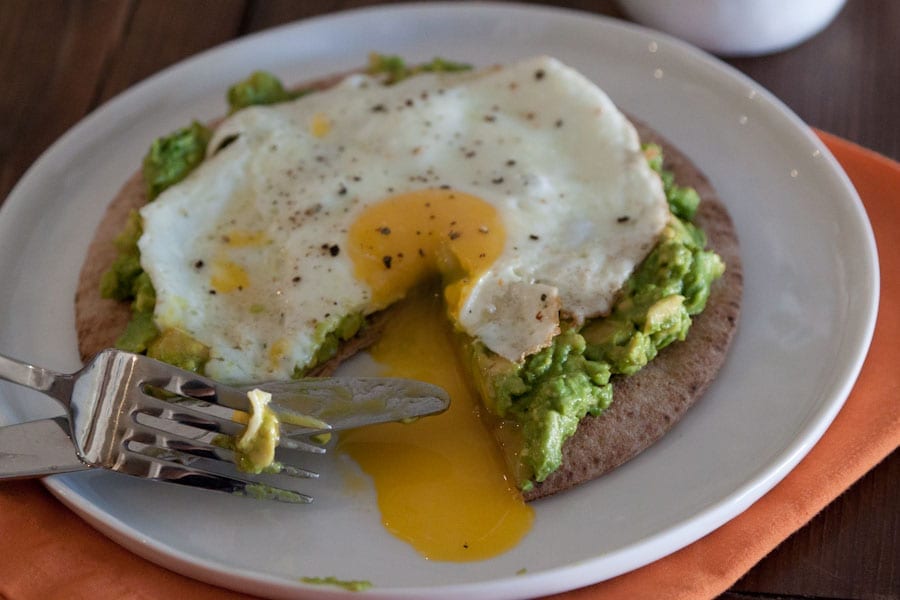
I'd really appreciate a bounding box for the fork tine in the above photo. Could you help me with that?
[277,436,328,454]
[125,438,320,482]
[134,392,246,437]
[140,368,252,412]
[128,420,236,460]
[133,393,329,454]
[123,451,313,504]
[122,442,315,503]
[128,419,321,479]
[142,376,335,442]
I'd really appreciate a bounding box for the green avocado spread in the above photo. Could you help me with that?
[300,576,373,592]
[470,144,724,486]
[99,59,724,487]
[227,70,305,113]
[143,121,212,201]
[366,52,472,84]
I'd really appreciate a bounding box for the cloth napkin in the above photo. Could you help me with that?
[0,132,897,600]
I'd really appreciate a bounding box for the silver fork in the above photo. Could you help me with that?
[0,348,449,503]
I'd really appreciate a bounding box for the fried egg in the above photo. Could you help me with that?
[138,56,668,383]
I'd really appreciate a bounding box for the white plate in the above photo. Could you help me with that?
[0,3,879,598]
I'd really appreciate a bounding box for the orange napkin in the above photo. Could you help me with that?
[0,132,897,600]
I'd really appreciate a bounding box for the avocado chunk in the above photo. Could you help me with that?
[114,209,143,254]
[130,271,156,314]
[300,576,373,592]
[99,253,143,301]
[142,121,212,201]
[146,328,210,374]
[227,71,302,112]
[114,311,160,354]
[233,389,281,474]
[296,312,366,377]
[366,53,472,84]
[645,143,701,220]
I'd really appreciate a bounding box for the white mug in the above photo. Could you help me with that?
[617,0,847,56]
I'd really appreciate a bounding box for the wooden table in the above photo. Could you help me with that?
[1,1,897,598]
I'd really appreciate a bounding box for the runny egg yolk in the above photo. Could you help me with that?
[347,188,505,316]
[342,190,532,561]
[339,287,534,561]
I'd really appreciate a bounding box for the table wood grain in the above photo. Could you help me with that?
[1,1,897,598]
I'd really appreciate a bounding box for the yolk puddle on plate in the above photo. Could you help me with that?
[338,287,534,561]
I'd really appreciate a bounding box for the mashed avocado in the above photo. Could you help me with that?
[472,143,725,485]
[103,124,215,370]
[142,121,211,200]
[146,328,211,374]
[99,209,163,354]
[297,312,367,377]
[99,209,143,301]
[234,389,280,473]
[100,63,724,488]
[300,576,373,592]
[366,53,472,84]
[227,71,305,113]
[212,389,329,475]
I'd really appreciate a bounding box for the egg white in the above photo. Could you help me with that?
[138,56,667,383]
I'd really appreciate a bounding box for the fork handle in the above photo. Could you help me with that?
[0,352,73,406]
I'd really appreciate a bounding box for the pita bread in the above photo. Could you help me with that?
[74,73,741,501]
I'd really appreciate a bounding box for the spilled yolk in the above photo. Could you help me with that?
[339,287,533,561]
[347,189,505,316]
[342,191,530,561]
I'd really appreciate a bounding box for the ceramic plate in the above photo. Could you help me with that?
[0,3,878,598]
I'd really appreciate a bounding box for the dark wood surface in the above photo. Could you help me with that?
[1,1,897,598]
